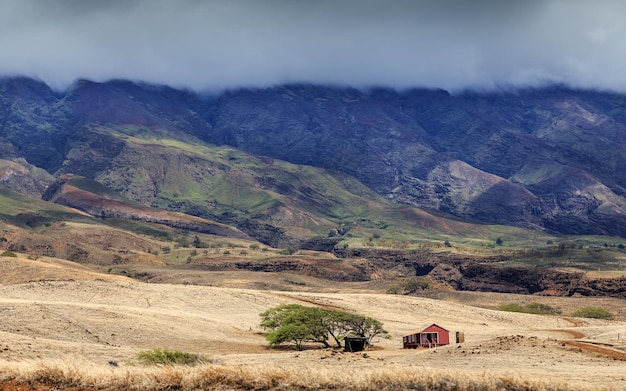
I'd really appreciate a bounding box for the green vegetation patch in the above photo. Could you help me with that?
[0,189,93,229]
[137,349,208,366]
[386,277,430,295]
[1,250,17,258]
[498,302,562,315]
[570,306,614,320]
[102,219,172,240]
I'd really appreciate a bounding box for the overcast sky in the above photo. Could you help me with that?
[1,0,625,92]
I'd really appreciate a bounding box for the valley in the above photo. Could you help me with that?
[2,77,626,389]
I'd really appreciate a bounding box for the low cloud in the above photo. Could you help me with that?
[1,0,625,92]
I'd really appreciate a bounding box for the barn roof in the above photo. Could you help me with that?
[404,323,450,336]
[422,323,449,332]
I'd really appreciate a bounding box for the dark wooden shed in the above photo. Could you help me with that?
[403,324,451,348]
[344,336,368,352]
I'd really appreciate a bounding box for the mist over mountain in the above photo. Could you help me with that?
[2,1,626,93]
[2,76,626,241]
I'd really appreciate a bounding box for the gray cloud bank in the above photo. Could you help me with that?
[1,0,625,92]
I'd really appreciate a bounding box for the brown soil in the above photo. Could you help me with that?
[563,340,626,361]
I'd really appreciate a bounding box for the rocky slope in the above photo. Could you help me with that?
[1,77,626,238]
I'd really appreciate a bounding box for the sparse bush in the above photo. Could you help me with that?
[618,243,625,249]
[223,250,231,255]
[375,221,389,229]
[1,250,17,257]
[444,240,452,247]
[499,302,561,315]
[137,349,207,366]
[498,303,525,313]
[249,244,260,250]
[372,233,381,239]
[525,302,562,315]
[161,246,171,254]
[571,306,614,320]
[239,250,248,255]
[192,236,210,248]
[280,248,296,255]
[177,238,190,248]
[386,277,430,295]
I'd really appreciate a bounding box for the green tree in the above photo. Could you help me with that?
[260,304,329,350]
[259,304,388,350]
[343,314,387,342]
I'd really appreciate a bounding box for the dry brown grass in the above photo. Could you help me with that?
[0,360,601,391]
[0,253,132,284]
[1,257,626,390]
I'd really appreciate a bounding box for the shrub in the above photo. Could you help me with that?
[498,303,526,313]
[571,306,614,320]
[1,250,17,258]
[498,302,561,315]
[386,277,430,295]
[137,349,207,365]
[524,302,562,315]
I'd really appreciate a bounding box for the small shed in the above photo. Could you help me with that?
[344,336,368,352]
[403,324,453,348]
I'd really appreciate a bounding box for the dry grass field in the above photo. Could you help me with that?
[1,254,626,390]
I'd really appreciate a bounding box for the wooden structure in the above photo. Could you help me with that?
[403,324,456,348]
[344,336,368,352]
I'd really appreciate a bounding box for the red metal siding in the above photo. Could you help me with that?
[403,324,453,348]
[421,324,450,345]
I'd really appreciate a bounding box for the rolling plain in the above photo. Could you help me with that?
[1,252,625,391]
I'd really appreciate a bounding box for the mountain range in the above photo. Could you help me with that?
[2,76,626,246]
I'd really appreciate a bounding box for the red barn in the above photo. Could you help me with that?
[403,324,451,348]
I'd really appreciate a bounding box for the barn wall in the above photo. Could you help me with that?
[422,325,450,345]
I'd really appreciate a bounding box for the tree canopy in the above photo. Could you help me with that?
[259,304,388,350]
